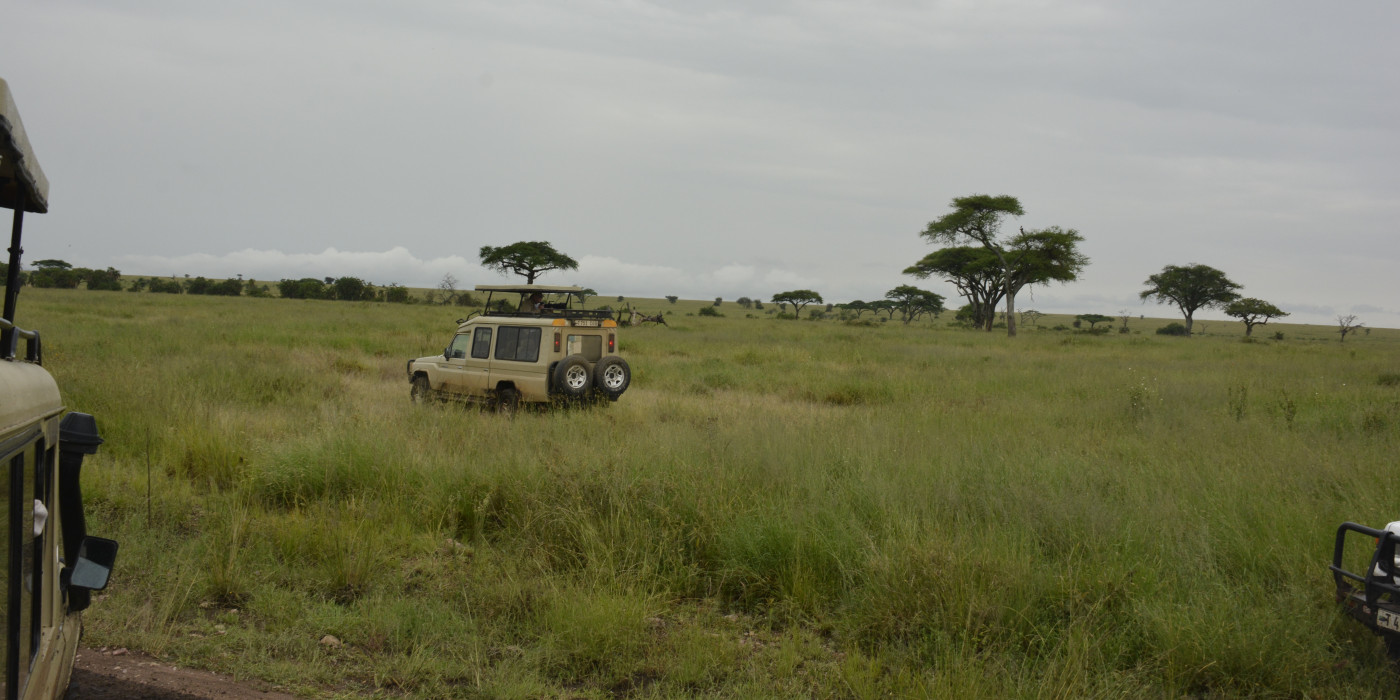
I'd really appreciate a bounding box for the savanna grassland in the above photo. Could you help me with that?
[20,288,1400,698]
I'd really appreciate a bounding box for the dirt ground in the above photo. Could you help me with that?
[65,648,301,700]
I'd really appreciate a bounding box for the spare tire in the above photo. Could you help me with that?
[592,356,631,401]
[552,355,593,398]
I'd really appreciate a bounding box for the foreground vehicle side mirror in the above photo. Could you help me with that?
[70,536,118,592]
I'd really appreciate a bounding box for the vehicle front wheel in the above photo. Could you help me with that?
[552,355,593,399]
[592,356,631,401]
[410,376,432,404]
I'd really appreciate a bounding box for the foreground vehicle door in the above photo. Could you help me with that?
[463,327,493,395]
[435,334,474,395]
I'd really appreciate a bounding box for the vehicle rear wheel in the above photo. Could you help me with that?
[410,376,432,404]
[592,356,630,401]
[496,387,520,415]
[552,355,593,398]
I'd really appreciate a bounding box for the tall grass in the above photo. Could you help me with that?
[20,288,1400,697]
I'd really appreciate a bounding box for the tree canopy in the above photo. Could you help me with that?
[919,195,1026,336]
[916,196,1086,337]
[885,285,945,324]
[905,246,1003,330]
[1075,314,1113,330]
[478,241,579,284]
[1139,264,1241,333]
[771,290,822,318]
[1224,298,1288,336]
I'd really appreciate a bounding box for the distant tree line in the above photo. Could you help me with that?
[5,259,419,303]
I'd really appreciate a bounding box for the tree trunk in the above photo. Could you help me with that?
[990,247,1016,337]
[1184,311,1194,333]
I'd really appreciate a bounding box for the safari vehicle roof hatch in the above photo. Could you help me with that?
[2,77,50,360]
[473,284,614,323]
[0,78,49,214]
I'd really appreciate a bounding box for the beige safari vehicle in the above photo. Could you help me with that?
[406,285,631,410]
[3,76,118,699]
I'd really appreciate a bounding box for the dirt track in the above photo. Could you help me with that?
[65,648,300,700]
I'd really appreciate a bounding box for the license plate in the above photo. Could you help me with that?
[1377,608,1400,633]
[573,319,600,327]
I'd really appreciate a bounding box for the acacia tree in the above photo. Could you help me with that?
[905,246,1003,330]
[1337,314,1364,342]
[842,300,871,318]
[906,226,1086,332]
[771,290,822,318]
[573,287,597,307]
[869,299,899,320]
[1075,314,1113,330]
[885,285,945,324]
[1224,298,1288,336]
[920,195,1026,336]
[478,241,578,284]
[1139,264,1241,333]
[437,273,461,305]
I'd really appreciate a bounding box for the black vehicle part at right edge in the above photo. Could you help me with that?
[592,356,631,401]
[59,412,103,612]
[552,354,593,398]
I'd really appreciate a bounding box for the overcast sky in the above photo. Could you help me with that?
[5,1,1397,326]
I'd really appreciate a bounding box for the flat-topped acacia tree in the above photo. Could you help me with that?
[1139,263,1241,334]
[478,241,579,284]
[1224,298,1288,337]
[771,290,822,318]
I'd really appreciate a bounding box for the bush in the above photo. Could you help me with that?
[1272,331,1285,341]
[1378,373,1400,387]
[149,278,184,294]
[1156,322,1190,336]
[697,306,722,317]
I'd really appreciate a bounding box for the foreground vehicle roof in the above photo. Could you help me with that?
[0,78,49,213]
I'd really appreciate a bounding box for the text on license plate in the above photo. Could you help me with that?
[1377,608,1400,633]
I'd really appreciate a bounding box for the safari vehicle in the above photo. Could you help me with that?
[1332,521,1400,660]
[406,284,632,410]
[2,77,119,699]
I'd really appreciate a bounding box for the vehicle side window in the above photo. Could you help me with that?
[567,334,603,361]
[494,327,541,362]
[447,334,472,360]
[471,328,492,359]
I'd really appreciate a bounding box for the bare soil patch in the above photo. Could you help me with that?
[65,648,300,700]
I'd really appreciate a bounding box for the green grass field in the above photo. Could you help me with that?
[18,288,1400,698]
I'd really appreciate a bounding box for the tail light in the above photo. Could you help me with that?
[554,332,561,352]
[608,333,615,353]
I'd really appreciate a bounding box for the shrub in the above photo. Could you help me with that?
[1379,373,1400,387]
[697,306,721,317]
[149,278,184,294]
[1157,322,1190,336]
[383,283,411,303]
[1272,331,1285,341]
